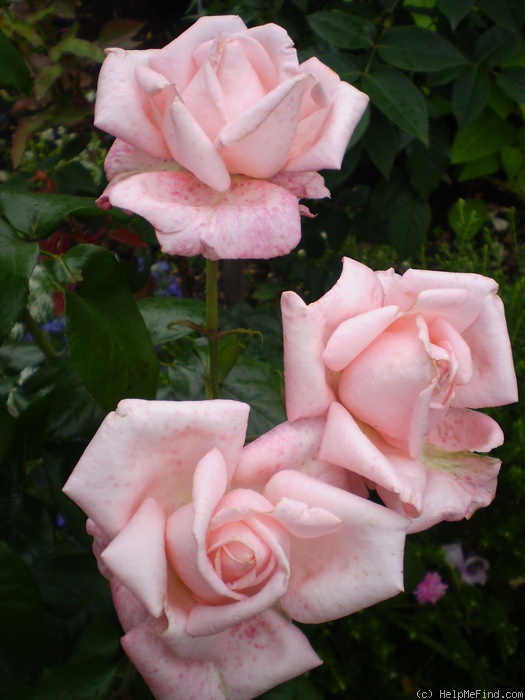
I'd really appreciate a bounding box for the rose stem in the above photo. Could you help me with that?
[22,307,60,362]
[205,259,220,399]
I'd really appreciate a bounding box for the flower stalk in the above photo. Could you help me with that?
[205,259,220,399]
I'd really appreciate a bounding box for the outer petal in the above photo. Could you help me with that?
[264,470,408,623]
[427,407,504,453]
[103,138,176,181]
[269,171,330,200]
[62,399,249,539]
[453,293,518,408]
[218,609,322,699]
[122,624,225,700]
[403,445,501,533]
[319,402,426,518]
[94,47,169,159]
[285,72,369,172]
[234,416,367,496]
[122,608,321,700]
[101,498,167,618]
[282,257,385,420]
[101,171,302,260]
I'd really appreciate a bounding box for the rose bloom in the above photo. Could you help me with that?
[63,399,408,700]
[281,257,518,533]
[94,15,369,260]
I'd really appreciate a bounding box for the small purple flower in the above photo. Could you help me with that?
[41,317,66,334]
[443,544,489,585]
[151,260,182,298]
[414,572,448,604]
[55,513,67,529]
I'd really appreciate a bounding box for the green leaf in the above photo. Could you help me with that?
[364,108,399,179]
[217,333,240,384]
[70,615,121,663]
[388,193,431,258]
[0,188,105,240]
[316,53,364,83]
[477,0,525,34]
[138,297,206,345]
[407,122,451,197]
[222,356,285,439]
[451,110,513,163]
[496,67,525,103]
[436,0,473,30]
[474,26,523,67]
[0,541,45,652]
[31,657,117,700]
[50,36,105,63]
[65,245,159,411]
[0,27,32,94]
[448,198,489,238]
[307,11,377,50]
[0,221,39,345]
[501,145,525,178]
[19,356,105,440]
[378,26,466,72]
[452,65,490,127]
[457,152,501,180]
[362,65,429,145]
[98,18,145,47]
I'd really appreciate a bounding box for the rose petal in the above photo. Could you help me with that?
[269,171,330,200]
[337,317,437,454]
[122,623,225,700]
[427,407,504,452]
[101,171,302,260]
[123,608,321,700]
[111,577,151,632]
[285,76,369,172]
[103,138,176,181]
[94,47,169,159]
[319,402,426,518]
[404,445,501,533]
[234,416,363,495]
[164,91,231,191]
[244,23,299,83]
[218,609,322,699]
[62,399,249,539]
[453,293,518,408]
[271,497,342,538]
[264,470,408,623]
[216,73,315,178]
[101,498,167,618]
[322,305,399,372]
[149,15,248,89]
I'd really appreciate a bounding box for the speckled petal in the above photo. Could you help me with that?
[62,399,249,539]
[264,469,408,623]
[100,171,302,260]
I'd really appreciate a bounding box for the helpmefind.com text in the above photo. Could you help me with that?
[416,691,524,699]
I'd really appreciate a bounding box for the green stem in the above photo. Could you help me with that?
[205,259,220,399]
[22,307,60,362]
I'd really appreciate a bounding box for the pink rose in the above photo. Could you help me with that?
[63,399,408,699]
[94,15,369,259]
[282,257,518,533]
